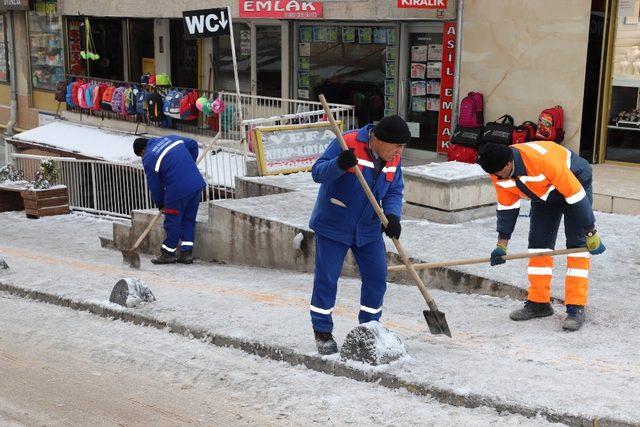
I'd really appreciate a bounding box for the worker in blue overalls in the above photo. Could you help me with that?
[309,115,410,355]
[133,135,205,265]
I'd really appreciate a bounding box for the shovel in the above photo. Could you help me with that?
[122,132,222,269]
[388,247,589,272]
[319,95,451,338]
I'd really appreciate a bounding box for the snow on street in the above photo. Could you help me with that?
[0,293,559,426]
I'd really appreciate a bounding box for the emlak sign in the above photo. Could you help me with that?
[239,0,323,19]
[398,0,447,9]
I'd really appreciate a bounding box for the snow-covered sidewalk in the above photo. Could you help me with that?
[1,211,639,424]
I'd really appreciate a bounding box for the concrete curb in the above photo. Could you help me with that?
[0,281,628,427]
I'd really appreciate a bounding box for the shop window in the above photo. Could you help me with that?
[85,19,124,81]
[605,1,640,163]
[297,25,391,127]
[170,19,198,89]
[213,23,252,94]
[66,17,86,76]
[256,26,281,98]
[0,15,8,82]
[129,19,155,81]
[29,0,64,90]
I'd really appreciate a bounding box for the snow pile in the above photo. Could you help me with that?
[340,321,407,366]
[404,161,488,182]
[109,277,156,308]
[0,255,8,270]
[292,232,304,250]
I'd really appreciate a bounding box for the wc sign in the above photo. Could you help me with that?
[183,8,231,38]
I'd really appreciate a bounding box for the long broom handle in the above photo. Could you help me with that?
[319,95,439,309]
[388,247,589,272]
[131,132,222,251]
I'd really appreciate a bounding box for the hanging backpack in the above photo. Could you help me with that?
[135,89,150,118]
[146,93,165,122]
[54,81,67,103]
[110,87,127,114]
[65,81,75,106]
[71,79,85,106]
[156,73,171,86]
[163,89,183,119]
[482,114,515,145]
[85,83,97,109]
[100,86,116,111]
[447,144,478,164]
[458,92,484,128]
[535,106,564,143]
[179,90,199,121]
[91,84,107,111]
[78,83,92,109]
[125,87,139,115]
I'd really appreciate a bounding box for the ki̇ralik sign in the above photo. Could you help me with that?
[239,0,323,19]
[183,8,231,39]
[398,0,448,9]
[437,22,456,154]
[253,121,342,176]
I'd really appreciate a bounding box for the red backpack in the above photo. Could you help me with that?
[458,92,484,127]
[512,121,538,144]
[70,79,85,106]
[447,144,478,164]
[179,90,199,121]
[535,106,564,143]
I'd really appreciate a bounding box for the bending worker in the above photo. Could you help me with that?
[477,141,606,331]
[308,115,410,355]
[133,135,205,265]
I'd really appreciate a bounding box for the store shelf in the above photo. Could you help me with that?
[612,77,640,88]
[608,125,640,132]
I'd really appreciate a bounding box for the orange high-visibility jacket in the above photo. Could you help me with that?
[490,141,595,239]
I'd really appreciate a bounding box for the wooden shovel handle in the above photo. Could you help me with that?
[130,211,163,251]
[319,95,438,309]
[388,247,589,272]
[196,131,221,165]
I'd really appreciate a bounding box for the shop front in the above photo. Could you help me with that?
[598,0,640,165]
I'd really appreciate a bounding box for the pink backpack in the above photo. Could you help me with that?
[458,92,484,127]
[78,83,92,109]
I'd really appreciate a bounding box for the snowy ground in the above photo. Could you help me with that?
[0,292,560,426]
[1,211,639,423]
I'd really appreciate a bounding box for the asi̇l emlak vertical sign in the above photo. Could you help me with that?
[183,8,231,39]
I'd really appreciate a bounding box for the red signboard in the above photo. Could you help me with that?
[436,22,456,154]
[239,0,323,19]
[397,0,448,9]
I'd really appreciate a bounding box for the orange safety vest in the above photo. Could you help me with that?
[490,141,586,211]
[343,131,400,182]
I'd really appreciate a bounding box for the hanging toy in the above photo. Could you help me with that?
[81,18,100,61]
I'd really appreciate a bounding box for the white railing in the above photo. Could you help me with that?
[218,91,357,141]
[12,148,246,218]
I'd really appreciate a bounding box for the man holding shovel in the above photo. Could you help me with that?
[477,142,606,331]
[133,135,205,265]
[308,115,410,355]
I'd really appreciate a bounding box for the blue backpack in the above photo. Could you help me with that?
[163,89,184,119]
[65,82,74,106]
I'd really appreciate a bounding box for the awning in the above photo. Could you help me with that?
[0,0,30,11]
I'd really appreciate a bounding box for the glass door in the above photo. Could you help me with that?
[254,25,282,98]
[399,23,443,152]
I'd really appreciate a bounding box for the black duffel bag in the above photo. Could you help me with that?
[451,125,484,148]
[482,114,515,145]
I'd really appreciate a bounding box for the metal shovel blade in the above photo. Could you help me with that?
[423,309,452,338]
[121,250,141,269]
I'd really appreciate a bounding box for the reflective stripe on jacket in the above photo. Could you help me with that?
[491,141,595,239]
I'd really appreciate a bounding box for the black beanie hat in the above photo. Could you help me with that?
[133,137,149,157]
[373,115,411,145]
[477,143,514,174]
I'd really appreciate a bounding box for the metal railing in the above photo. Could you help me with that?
[12,148,246,218]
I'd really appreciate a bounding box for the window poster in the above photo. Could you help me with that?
[411,45,428,62]
[342,27,356,43]
[385,46,397,62]
[412,97,426,113]
[384,108,395,117]
[410,63,426,79]
[313,26,326,42]
[426,62,441,78]
[298,72,310,88]
[426,97,440,112]
[385,62,396,79]
[411,80,426,96]
[326,26,338,43]
[428,44,443,58]
[385,96,395,110]
[373,28,387,44]
[299,26,313,43]
[299,57,310,71]
[298,89,309,99]
[385,79,395,96]
[299,43,311,57]
[358,27,372,44]
[387,28,396,45]
[426,79,441,95]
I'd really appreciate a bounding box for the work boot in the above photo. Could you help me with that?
[314,330,339,355]
[177,250,193,264]
[151,249,176,265]
[562,305,585,331]
[509,300,554,321]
